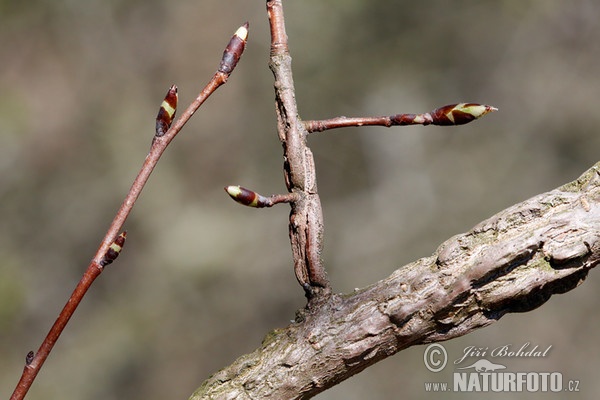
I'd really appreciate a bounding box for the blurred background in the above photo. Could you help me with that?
[1,1,599,399]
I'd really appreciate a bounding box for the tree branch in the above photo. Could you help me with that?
[10,23,249,400]
[190,162,600,399]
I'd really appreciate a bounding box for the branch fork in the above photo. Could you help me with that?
[228,0,497,302]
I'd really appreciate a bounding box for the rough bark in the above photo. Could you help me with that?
[268,0,330,296]
[189,162,600,399]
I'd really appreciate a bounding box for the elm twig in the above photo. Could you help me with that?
[303,103,497,133]
[10,22,249,400]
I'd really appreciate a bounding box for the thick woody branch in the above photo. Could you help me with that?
[190,162,600,400]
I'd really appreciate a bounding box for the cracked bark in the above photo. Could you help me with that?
[268,1,329,297]
[189,164,600,399]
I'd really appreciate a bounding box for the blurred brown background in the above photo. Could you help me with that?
[1,1,599,399]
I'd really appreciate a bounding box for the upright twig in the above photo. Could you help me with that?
[267,0,330,299]
[225,0,331,299]
[10,23,249,400]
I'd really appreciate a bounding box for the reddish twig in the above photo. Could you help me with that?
[304,103,497,133]
[10,22,249,400]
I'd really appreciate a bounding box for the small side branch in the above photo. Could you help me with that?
[304,103,497,133]
[225,186,299,208]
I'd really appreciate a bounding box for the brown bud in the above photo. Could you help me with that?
[26,351,35,365]
[218,22,249,75]
[225,185,271,208]
[430,103,497,126]
[100,231,127,267]
[155,85,178,137]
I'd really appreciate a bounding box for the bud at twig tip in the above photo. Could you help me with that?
[457,103,498,118]
[431,103,498,126]
[218,23,249,75]
[225,185,270,208]
[235,22,249,41]
[225,185,243,199]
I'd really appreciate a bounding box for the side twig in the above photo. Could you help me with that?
[10,23,249,400]
[225,185,299,208]
[303,103,497,133]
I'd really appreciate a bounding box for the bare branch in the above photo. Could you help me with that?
[190,162,600,400]
[10,23,249,400]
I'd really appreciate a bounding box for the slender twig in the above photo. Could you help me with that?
[10,22,248,400]
[304,103,497,133]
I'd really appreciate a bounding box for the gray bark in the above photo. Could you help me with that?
[189,162,600,399]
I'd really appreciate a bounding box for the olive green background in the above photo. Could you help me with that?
[1,1,599,399]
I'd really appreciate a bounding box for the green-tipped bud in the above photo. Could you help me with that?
[155,85,178,137]
[225,185,271,208]
[100,231,127,267]
[431,103,497,126]
[218,22,249,75]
